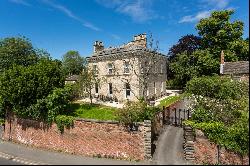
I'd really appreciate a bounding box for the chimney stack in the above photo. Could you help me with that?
[93,41,104,53]
[133,33,147,48]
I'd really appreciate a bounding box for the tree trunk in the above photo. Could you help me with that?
[89,88,93,105]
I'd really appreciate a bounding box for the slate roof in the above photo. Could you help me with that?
[222,61,249,75]
[92,45,152,57]
[65,75,79,81]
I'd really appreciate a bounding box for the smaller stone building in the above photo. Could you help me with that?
[86,33,168,103]
[65,75,79,84]
[220,50,249,82]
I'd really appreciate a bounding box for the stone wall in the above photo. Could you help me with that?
[193,129,249,165]
[183,125,195,161]
[2,117,152,161]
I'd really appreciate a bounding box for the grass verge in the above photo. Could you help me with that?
[65,103,118,121]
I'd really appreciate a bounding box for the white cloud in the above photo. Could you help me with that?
[201,0,229,9]
[96,0,158,23]
[9,0,31,6]
[179,11,211,23]
[41,0,101,31]
[111,34,121,40]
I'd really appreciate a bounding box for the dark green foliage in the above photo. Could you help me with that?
[0,37,39,72]
[0,58,64,118]
[184,76,249,155]
[197,10,248,61]
[46,85,74,123]
[170,50,219,87]
[116,100,160,125]
[185,76,249,100]
[168,10,249,88]
[55,115,74,133]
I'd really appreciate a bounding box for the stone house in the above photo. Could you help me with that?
[220,50,249,82]
[86,33,168,103]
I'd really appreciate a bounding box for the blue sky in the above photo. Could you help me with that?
[0,0,249,60]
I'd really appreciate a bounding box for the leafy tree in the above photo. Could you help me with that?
[77,65,102,104]
[170,50,218,87]
[62,50,85,76]
[167,34,202,80]
[168,34,202,62]
[0,37,39,72]
[0,57,64,120]
[196,10,248,61]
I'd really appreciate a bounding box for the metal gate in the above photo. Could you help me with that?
[162,106,191,127]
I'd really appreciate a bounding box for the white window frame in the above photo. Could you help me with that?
[154,82,156,94]
[108,63,113,75]
[108,83,113,96]
[95,83,99,95]
[124,61,130,74]
[125,83,131,98]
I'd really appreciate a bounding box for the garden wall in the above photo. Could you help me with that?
[2,116,152,161]
[192,129,249,165]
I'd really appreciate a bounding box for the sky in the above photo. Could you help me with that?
[0,0,249,60]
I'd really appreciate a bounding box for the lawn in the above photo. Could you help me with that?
[65,103,118,121]
[158,95,182,108]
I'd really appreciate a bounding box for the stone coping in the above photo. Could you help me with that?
[74,117,145,126]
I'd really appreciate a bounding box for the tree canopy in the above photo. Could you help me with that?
[168,34,201,62]
[197,10,248,61]
[168,10,249,88]
[0,57,65,119]
[0,37,39,72]
[62,50,85,76]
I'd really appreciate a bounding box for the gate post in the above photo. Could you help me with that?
[162,106,165,124]
[179,109,181,126]
[184,109,186,120]
[174,108,177,126]
[166,107,170,125]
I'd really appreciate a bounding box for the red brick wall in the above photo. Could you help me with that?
[3,117,145,161]
[194,130,249,165]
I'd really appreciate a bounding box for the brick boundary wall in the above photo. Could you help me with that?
[183,126,249,165]
[2,116,153,161]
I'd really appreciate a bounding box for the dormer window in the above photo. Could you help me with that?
[124,61,130,74]
[108,63,113,75]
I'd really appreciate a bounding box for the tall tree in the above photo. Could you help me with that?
[77,65,102,104]
[168,34,202,62]
[0,37,39,72]
[62,50,85,76]
[170,49,218,87]
[167,34,201,80]
[196,10,248,61]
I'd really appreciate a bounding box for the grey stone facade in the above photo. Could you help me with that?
[87,34,168,103]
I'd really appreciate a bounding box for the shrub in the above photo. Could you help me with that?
[116,100,160,126]
[185,75,249,100]
[55,115,74,133]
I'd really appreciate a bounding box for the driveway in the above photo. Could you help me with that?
[152,125,191,165]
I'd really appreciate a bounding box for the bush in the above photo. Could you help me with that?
[185,75,249,100]
[55,115,74,133]
[116,100,160,125]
